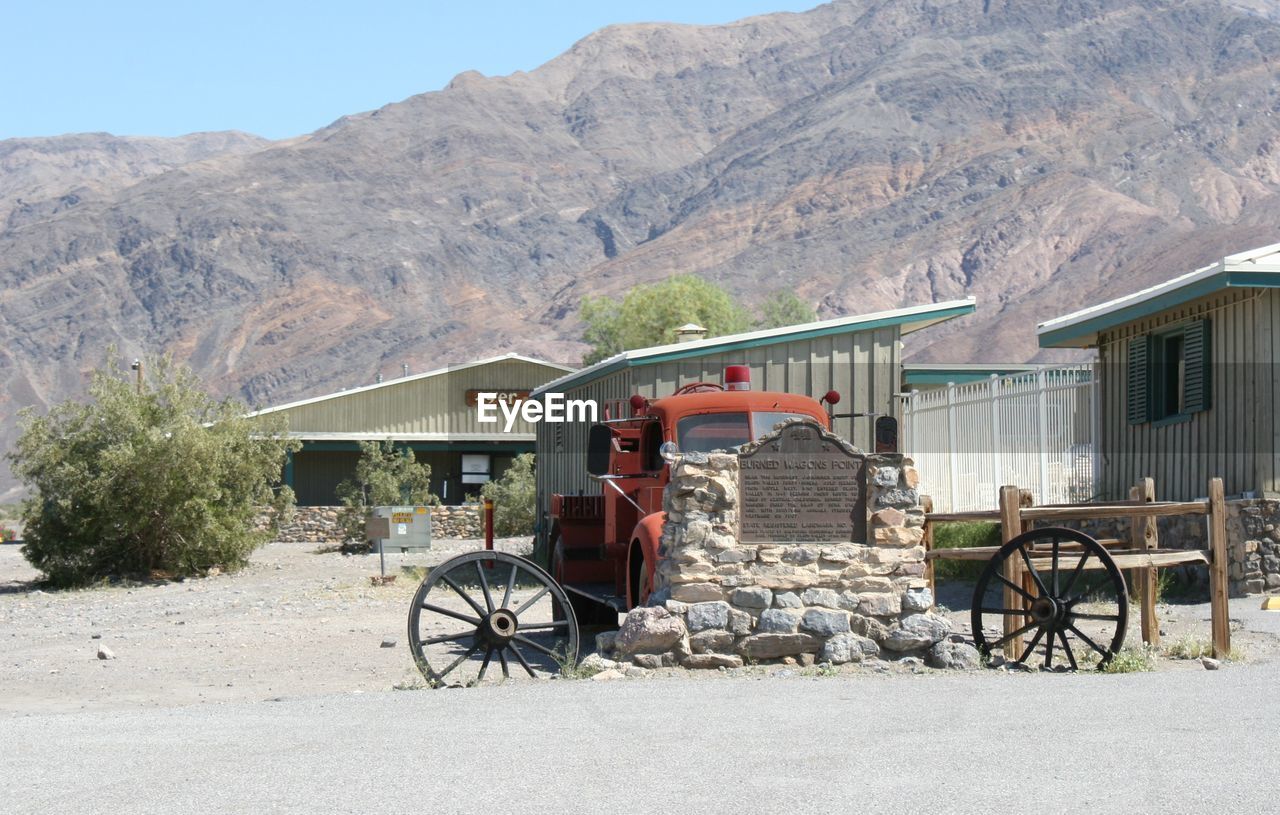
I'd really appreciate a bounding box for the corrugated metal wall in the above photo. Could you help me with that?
[277,358,568,436]
[533,327,902,554]
[1097,288,1270,501]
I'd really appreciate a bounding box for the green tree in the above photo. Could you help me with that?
[335,440,438,548]
[8,354,298,587]
[479,453,536,537]
[756,290,816,329]
[579,275,751,364]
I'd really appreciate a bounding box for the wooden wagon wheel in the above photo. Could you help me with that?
[408,551,579,687]
[971,527,1128,670]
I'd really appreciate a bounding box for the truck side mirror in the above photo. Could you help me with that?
[587,424,614,476]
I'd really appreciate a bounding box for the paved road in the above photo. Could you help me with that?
[5,653,1276,815]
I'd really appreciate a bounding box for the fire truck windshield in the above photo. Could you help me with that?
[676,411,817,453]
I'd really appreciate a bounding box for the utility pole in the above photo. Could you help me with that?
[131,359,143,394]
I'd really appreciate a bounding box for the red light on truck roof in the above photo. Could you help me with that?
[725,365,751,391]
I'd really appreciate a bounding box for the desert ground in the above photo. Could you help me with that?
[2,537,1277,716]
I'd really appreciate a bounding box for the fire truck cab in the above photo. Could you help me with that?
[548,366,837,623]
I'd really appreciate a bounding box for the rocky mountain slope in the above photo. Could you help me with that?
[4,0,1280,497]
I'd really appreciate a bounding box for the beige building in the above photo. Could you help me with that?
[252,354,573,505]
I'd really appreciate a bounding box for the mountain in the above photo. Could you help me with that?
[4,0,1280,498]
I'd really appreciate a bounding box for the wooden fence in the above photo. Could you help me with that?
[923,477,1231,660]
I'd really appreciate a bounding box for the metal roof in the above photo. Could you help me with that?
[532,298,976,396]
[1038,242,1280,348]
[902,362,1052,385]
[249,353,575,417]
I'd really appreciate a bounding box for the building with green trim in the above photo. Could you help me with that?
[1039,242,1280,501]
[529,298,976,553]
[901,363,1053,391]
[252,354,574,505]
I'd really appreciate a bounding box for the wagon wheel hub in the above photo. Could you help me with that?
[482,608,519,645]
[1029,596,1059,625]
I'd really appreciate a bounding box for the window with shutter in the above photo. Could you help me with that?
[1182,318,1211,413]
[1126,335,1151,425]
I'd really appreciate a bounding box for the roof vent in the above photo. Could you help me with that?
[675,323,708,343]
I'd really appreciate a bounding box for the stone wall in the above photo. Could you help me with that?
[1061,499,1280,596]
[610,423,962,670]
[272,505,484,543]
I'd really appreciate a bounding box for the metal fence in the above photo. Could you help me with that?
[899,365,1097,513]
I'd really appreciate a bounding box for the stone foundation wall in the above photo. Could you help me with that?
[1061,499,1280,596]
[272,505,484,543]
[610,429,962,670]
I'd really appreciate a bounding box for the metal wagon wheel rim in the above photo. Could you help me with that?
[971,527,1128,670]
[408,551,579,687]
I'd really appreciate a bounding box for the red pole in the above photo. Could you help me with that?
[483,498,495,569]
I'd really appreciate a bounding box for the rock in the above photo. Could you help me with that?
[663,599,689,616]
[858,593,902,617]
[849,614,890,641]
[595,631,618,655]
[757,609,801,634]
[871,507,906,527]
[773,591,803,609]
[683,653,743,669]
[90,633,102,640]
[686,601,730,632]
[874,526,925,547]
[986,650,1006,668]
[96,645,115,660]
[579,653,617,673]
[837,591,862,612]
[801,588,841,608]
[731,586,772,609]
[797,652,816,667]
[872,466,900,487]
[782,547,818,565]
[902,587,934,613]
[727,609,754,635]
[625,666,651,678]
[897,656,925,669]
[690,630,734,654]
[590,668,625,682]
[882,613,953,652]
[1201,657,1222,671]
[819,633,879,664]
[876,488,919,508]
[927,641,981,670]
[630,653,668,669]
[671,583,723,603]
[801,608,850,637]
[380,637,397,648]
[901,466,921,488]
[736,633,822,660]
[615,606,688,656]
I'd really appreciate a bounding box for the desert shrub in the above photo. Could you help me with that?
[8,354,297,587]
[479,453,536,537]
[336,440,438,549]
[931,522,1001,582]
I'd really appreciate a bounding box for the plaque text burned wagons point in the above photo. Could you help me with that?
[738,419,867,543]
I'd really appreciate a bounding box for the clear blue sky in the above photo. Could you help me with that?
[1,1,822,141]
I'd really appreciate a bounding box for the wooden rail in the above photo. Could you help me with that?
[923,477,1231,661]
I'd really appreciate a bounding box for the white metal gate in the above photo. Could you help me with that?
[899,365,1097,512]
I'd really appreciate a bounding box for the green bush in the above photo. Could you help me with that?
[8,354,298,587]
[479,453,536,537]
[932,521,1001,582]
[1,527,16,543]
[336,440,438,548]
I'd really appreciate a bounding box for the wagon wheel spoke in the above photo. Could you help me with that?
[498,647,510,679]
[476,648,494,683]
[1072,612,1122,621]
[512,634,558,659]
[476,561,495,613]
[513,586,551,617]
[1068,624,1110,659]
[507,642,538,677]
[423,631,476,646]
[1051,537,1060,596]
[1015,625,1047,666]
[991,619,1038,650]
[1057,628,1079,671]
[1060,549,1091,598]
[1066,576,1114,606]
[518,621,570,631]
[438,642,481,680]
[501,563,518,610]
[1043,622,1056,670]
[421,602,482,626]
[1018,546,1048,596]
[992,571,1035,602]
[440,574,489,618]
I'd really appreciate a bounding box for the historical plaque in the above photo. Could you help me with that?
[738,420,866,543]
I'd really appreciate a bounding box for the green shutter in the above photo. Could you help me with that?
[1183,318,1211,413]
[1126,335,1151,425]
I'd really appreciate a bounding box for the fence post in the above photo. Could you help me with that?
[999,485,1025,661]
[946,382,959,513]
[1208,478,1231,659]
[989,374,1003,494]
[1130,478,1159,646]
[922,495,935,596]
[1036,369,1051,504]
